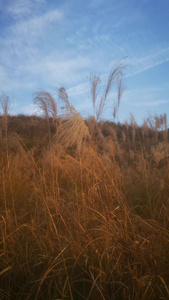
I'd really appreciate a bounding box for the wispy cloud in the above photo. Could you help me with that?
[126,47,169,77]
[10,9,63,41]
[15,53,91,87]
[0,0,169,121]
[5,0,46,19]
[133,99,169,107]
[67,47,169,98]
[68,81,90,97]
[0,7,64,78]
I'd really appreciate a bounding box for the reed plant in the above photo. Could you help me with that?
[0,70,169,299]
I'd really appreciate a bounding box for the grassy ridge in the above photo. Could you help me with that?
[0,67,169,299]
[0,112,169,299]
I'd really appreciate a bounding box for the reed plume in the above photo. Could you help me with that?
[55,87,90,152]
[33,90,57,126]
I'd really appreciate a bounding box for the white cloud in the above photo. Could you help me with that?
[0,8,64,66]
[11,9,63,40]
[68,82,90,96]
[11,102,41,116]
[0,64,36,92]
[14,53,91,87]
[0,51,91,96]
[126,47,169,77]
[6,0,46,19]
[20,103,39,115]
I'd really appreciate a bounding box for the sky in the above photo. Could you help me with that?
[0,0,169,125]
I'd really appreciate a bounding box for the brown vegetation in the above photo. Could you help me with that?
[0,67,169,299]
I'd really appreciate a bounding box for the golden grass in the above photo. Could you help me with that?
[0,72,169,299]
[0,117,169,299]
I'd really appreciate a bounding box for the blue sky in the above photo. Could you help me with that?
[0,0,169,125]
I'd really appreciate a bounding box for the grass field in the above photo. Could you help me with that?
[0,68,169,299]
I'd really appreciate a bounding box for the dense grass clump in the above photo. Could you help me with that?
[0,67,169,299]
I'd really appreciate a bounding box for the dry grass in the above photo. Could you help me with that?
[90,61,125,122]
[0,73,169,299]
